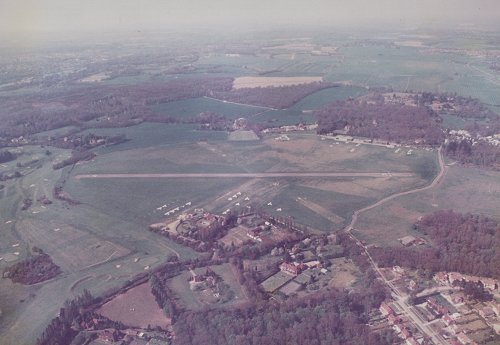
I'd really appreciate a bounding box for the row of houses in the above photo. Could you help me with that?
[379,302,421,345]
[262,123,318,134]
[434,272,498,291]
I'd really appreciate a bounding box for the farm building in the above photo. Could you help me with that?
[399,235,417,246]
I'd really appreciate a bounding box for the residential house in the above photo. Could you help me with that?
[401,327,412,340]
[434,272,448,285]
[443,313,454,326]
[480,278,498,291]
[279,262,305,276]
[479,307,495,319]
[98,329,123,343]
[388,313,402,325]
[380,301,394,316]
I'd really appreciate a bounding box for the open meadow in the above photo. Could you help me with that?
[232,76,323,89]
[65,127,438,232]
[97,283,171,329]
[353,164,500,246]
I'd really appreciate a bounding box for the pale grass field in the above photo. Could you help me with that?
[98,283,171,328]
[233,76,323,89]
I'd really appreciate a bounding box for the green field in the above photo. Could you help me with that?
[151,97,263,120]
[64,127,439,233]
[80,123,228,153]
[149,86,367,127]
[0,144,199,345]
[440,114,490,130]
[354,164,500,246]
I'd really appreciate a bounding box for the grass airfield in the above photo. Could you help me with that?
[1,32,500,344]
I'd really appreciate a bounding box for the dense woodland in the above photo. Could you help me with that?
[212,82,334,109]
[173,285,389,345]
[444,139,499,168]
[36,290,126,345]
[52,151,96,170]
[315,100,444,145]
[416,92,497,119]
[370,210,500,278]
[0,77,233,142]
[3,250,62,285]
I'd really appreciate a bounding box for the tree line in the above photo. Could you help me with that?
[0,77,233,142]
[173,285,388,345]
[444,139,499,168]
[370,210,500,278]
[212,82,335,109]
[315,100,444,145]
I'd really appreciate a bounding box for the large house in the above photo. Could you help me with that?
[279,262,306,276]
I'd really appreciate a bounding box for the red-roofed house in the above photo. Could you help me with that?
[401,327,412,339]
[443,313,454,326]
[388,313,401,325]
[434,272,448,285]
[279,262,304,276]
[380,301,394,316]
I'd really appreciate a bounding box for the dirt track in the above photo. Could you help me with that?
[75,172,414,179]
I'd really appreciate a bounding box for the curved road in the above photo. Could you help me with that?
[345,147,448,345]
[344,146,447,232]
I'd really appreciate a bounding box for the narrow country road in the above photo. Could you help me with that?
[343,146,447,231]
[345,147,448,345]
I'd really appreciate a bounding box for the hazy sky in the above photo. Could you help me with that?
[1,0,499,39]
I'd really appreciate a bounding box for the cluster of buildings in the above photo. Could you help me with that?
[433,272,498,292]
[322,133,398,148]
[77,325,170,345]
[447,130,500,147]
[262,123,318,134]
[377,265,500,345]
[379,302,422,345]
[382,92,418,107]
[259,236,340,300]
[429,272,500,344]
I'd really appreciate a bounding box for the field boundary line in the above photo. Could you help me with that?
[203,96,278,110]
